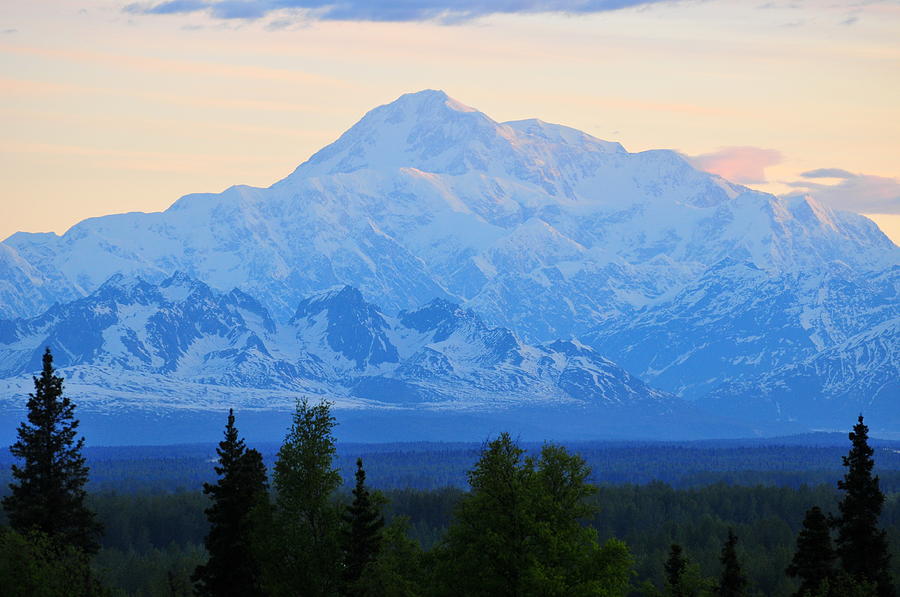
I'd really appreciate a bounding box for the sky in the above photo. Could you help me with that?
[1,0,899,243]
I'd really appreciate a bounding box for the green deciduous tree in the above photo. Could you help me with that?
[2,348,101,554]
[0,527,100,597]
[715,529,746,597]
[267,398,342,596]
[192,409,269,597]
[833,415,895,597]
[802,572,878,597]
[349,517,425,597]
[787,506,836,597]
[436,432,634,597]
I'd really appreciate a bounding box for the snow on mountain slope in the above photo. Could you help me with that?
[0,242,74,321]
[0,275,673,413]
[3,90,896,343]
[0,272,322,391]
[587,260,900,399]
[702,316,900,427]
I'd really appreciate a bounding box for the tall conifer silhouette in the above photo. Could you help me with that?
[2,347,101,554]
[787,506,836,596]
[342,457,385,594]
[193,409,269,597]
[833,415,895,597]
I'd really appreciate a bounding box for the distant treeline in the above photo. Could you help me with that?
[3,441,900,494]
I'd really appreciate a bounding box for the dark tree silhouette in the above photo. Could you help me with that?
[833,415,895,597]
[192,409,269,597]
[716,529,747,597]
[787,506,836,596]
[342,457,385,594]
[2,347,101,554]
[665,544,689,597]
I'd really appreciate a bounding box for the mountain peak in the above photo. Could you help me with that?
[288,89,501,178]
[391,89,472,112]
[161,270,197,287]
[292,285,371,321]
[291,285,399,370]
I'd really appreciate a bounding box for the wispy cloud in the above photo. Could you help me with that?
[125,0,674,23]
[800,167,856,179]
[0,43,348,88]
[687,146,783,184]
[786,169,900,214]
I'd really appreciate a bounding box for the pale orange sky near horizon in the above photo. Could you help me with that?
[1,0,899,244]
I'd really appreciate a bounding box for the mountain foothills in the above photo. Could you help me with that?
[0,90,897,438]
[0,272,670,413]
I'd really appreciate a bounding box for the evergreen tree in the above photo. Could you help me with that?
[268,398,342,596]
[716,529,746,597]
[787,506,836,597]
[192,409,269,597]
[342,457,385,595]
[2,347,101,554]
[833,415,895,597]
[661,544,710,597]
[664,544,688,597]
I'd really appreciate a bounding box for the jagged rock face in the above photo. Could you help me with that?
[0,90,897,429]
[291,286,399,371]
[0,275,673,412]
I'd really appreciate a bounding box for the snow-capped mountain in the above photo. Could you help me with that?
[2,91,896,335]
[0,90,897,433]
[702,316,900,427]
[587,260,900,399]
[0,274,673,414]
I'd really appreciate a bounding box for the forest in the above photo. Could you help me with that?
[1,349,898,596]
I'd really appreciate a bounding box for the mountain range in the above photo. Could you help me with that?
[1,90,897,441]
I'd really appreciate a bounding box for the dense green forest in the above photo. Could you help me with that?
[4,429,900,595]
[4,473,898,595]
[1,351,898,595]
[60,481,900,594]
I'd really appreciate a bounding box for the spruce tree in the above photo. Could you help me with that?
[661,543,711,597]
[665,544,689,597]
[787,506,836,597]
[2,347,101,554]
[716,529,747,597]
[342,457,385,595]
[833,415,895,597]
[269,398,342,596]
[192,409,269,597]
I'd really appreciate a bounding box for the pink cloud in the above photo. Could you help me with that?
[687,146,783,184]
